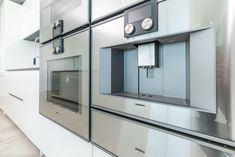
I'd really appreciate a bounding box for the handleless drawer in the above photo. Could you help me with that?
[92,109,235,157]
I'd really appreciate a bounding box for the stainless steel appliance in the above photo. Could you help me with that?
[92,109,235,157]
[91,0,146,21]
[40,0,89,43]
[91,0,235,156]
[40,29,89,139]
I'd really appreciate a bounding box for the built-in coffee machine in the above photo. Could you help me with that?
[100,27,216,113]
[94,0,216,115]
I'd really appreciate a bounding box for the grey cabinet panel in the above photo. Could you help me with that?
[190,28,216,113]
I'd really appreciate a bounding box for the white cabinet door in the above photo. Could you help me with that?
[21,5,39,39]
[0,0,38,70]
[2,71,35,130]
[1,70,94,157]
[1,70,93,157]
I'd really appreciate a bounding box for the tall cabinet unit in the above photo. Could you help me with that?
[0,1,93,157]
[0,0,41,144]
[21,0,40,39]
[0,0,39,70]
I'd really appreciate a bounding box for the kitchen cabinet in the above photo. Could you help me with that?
[0,70,93,157]
[21,0,39,39]
[0,0,39,70]
[0,71,37,130]
[0,1,93,157]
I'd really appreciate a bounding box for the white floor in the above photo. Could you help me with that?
[0,109,40,157]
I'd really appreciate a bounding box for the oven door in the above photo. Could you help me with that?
[40,29,89,139]
[40,0,89,43]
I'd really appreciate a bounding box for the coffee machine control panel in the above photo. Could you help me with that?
[124,0,158,37]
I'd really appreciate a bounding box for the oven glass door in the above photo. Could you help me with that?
[40,30,89,139]
[47,56,82,113]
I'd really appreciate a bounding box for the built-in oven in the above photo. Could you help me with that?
[40,29,89,139]
[47,57,82,113]
[40,0,89,43]
[92,0,235,148]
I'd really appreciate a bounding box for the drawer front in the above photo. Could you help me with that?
[4,93,25,127]
[92,109,235,157]
[3,71,39,129]
[5,71,38,102]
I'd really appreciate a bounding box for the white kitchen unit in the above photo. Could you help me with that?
[21,0,39,39]
[0,0,105,157]
[5,0,233,157]
[0,70,94,157]
[0,0,38,70]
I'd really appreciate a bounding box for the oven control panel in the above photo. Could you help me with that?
[53,37,64,54]
[124,0,158,38]
[53,19,64,38]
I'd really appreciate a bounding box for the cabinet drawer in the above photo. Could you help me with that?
[6,71,39,102]
[92,109,235,157]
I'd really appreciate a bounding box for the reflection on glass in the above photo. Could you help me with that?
[47,56,82,113]
[51,0,82,21]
